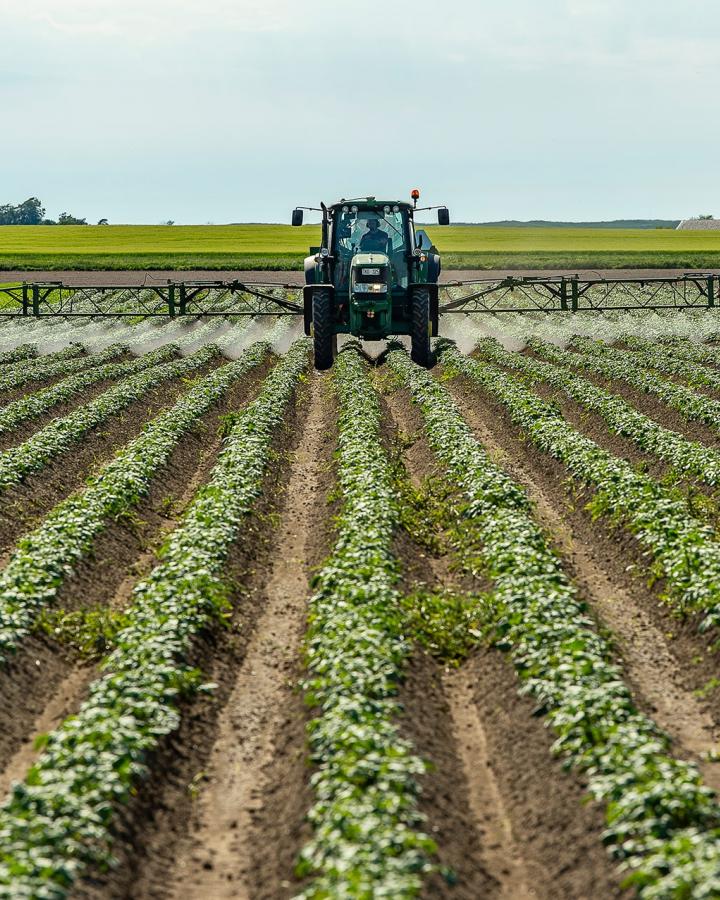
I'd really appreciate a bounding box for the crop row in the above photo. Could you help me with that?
[0,337,311,897]
[1,344,84,375]
[0,344,178,437]
[456,307,720,349]
[529,338,720,435]
[0,344,37,367]
[470,336,720,486]
[0,340,272,660]
[438,341,720,631]
[570,337,720,391]
[387,345,720,898]
[0,344,223,493]
[0,343,126,394]
[298,343,432,898]
[621,335,720,368]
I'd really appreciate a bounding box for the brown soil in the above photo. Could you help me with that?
[0,369,135,453]
[4,345,720,898]
[163,372,336,900]
[0,360,219,556]
[382,382,627,898]
[52,359,272,616]
[446,371,720,785]
[0,355,116,407]
[73,369,338,900]
[468,650,628,899]
[578,367,720,450]
[0,358,270,784]
[1,269,711,287]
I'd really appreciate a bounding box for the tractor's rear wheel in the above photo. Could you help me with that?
[410,286,433,368]
[312,289,337,370]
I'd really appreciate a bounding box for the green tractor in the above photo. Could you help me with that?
[291,190,449,369]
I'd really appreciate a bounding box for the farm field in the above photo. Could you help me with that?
[2,300,720,896]
[3,224,720,271]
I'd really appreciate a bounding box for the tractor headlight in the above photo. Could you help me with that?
[342,205,349,213]
[319,247,329,257]
[393,205,399,212]
[354,282,387,293]
[383,205,391,214]
[351,205,358,213]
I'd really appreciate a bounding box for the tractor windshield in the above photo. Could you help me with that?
[332,208,410,290]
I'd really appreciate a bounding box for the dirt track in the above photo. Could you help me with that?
[2,268,715,286]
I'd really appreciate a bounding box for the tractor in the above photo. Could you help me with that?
[291,190,449,369]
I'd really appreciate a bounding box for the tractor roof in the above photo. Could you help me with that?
[329,197,413,211]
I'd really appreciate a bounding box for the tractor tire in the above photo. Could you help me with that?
[312,289,337,370]
[410,286,433,368]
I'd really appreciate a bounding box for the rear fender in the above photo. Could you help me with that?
[304,254,320,284]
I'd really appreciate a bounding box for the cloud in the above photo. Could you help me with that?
[0,0,311,39]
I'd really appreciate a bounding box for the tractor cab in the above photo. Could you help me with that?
[332,204,412,294]
[292,191,449,370]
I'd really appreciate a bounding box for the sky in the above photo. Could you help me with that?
[1,0,719,223]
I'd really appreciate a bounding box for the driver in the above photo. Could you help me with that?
[359,218,391,254]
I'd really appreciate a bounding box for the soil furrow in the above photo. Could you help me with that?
[164,372,335,899]
[523,349,720,450]
[382,385,624,899]
[0,360,219,556]
[72,370,335,900]
[0,372,133,453]
[51,358,272,615]
[0,665,95,798]
[0,361,269,782]
[446,370,720,781]
[442,665,532,899]
[0,351,133,407]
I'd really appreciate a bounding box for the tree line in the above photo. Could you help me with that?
[0,197,107,226]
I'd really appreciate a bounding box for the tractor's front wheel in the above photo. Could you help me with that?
[312,289,337,370]
[411,286,433,368]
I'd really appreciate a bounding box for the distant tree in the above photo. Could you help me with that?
[97,218,109,225]
[160,219,175,226]
[699,214,715,220]
[0,196,45,224]
[57,212,88,225]
[17,197,45,224]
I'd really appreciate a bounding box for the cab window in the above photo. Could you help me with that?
[332,209,410,288]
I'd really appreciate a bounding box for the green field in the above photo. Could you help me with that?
[2,224,720,270]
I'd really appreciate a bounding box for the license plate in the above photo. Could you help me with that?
[362,268,380,276]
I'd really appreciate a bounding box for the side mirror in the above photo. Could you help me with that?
[292,209,304,226]
[437,207,450,226]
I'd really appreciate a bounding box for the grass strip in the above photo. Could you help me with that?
[0,338,310,897]
[297,343,433,898]
[0,341,271,659]
[387,345,720,899]
[471,336,720,486]
[439,341,720,632]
